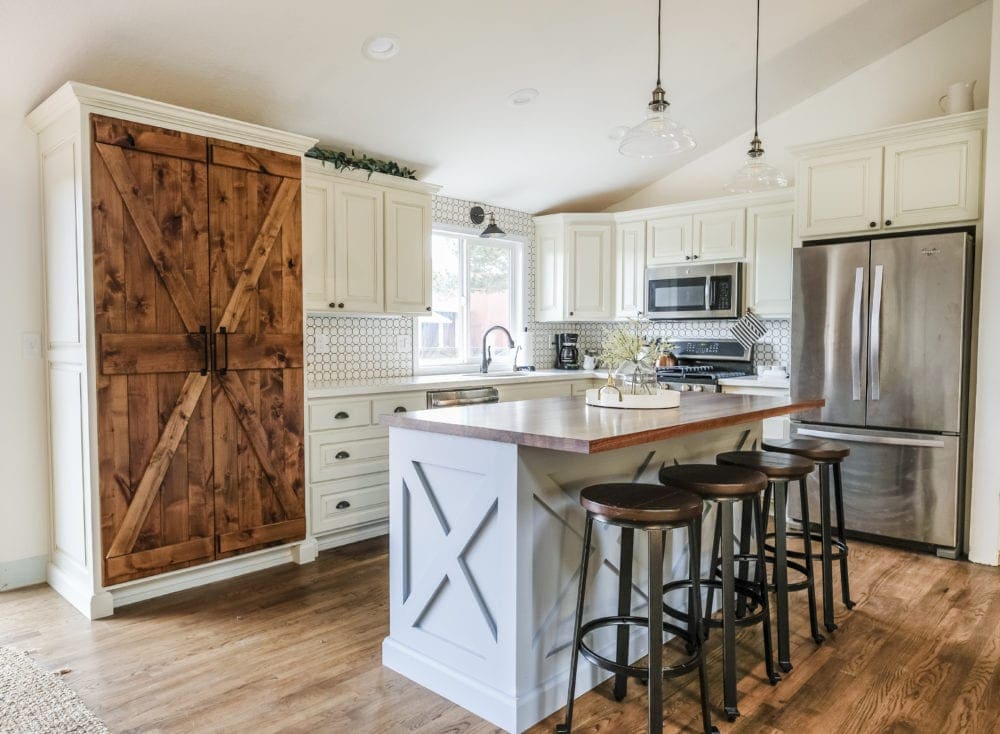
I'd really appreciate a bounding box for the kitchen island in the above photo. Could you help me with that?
[380,392,823,732]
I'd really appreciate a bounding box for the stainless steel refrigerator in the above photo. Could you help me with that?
[789,231,973,557]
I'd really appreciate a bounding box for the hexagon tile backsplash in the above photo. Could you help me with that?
[305,194,792,385]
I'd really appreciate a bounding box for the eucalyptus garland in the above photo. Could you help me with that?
[305,146,418,180]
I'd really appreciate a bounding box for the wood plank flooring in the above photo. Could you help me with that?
[1,537,998,733]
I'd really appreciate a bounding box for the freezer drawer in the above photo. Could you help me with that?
[787,423,962,550]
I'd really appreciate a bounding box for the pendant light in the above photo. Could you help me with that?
[618,0,696,158]
[723,0,788,193]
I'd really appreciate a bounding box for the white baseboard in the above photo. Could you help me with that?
[47,562,113,619]
[0,555,48,591]
[315,521,388,552]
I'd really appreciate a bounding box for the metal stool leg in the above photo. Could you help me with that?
[647,529,665,734]
[556,516,594,734]
[689,518,719,734]
[799,478,825,644]
[753,494,780,685]
[772,480,791,673]
[832,463,856,610]
[736,499,753,618]
[720,500,740,721]
[818,464,837,633]
[613,528,634,701]
[704,507,722,640]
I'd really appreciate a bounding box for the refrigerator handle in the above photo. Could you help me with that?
[796,427,945,448]
[851,266,864,401]
[870,264,884,401]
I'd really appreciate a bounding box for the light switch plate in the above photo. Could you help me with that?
[21,332,41,359]
[397,335,412,353]
[315,333,331,354]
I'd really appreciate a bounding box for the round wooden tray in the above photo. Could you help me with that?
[585,388,681,410]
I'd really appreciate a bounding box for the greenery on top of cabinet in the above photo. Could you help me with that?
[306,146,417,180]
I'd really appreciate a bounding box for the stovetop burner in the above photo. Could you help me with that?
[654,338,755,392]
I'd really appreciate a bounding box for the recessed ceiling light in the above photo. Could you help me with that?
[362,34,400,60]
[607,125,631,141]
[507,88,540,107]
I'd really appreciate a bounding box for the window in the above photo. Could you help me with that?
[417,231,522,372]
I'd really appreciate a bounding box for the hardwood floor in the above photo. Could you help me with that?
[1,537,998,733]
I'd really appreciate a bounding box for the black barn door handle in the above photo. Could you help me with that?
[214,327,229,376]
[200,325,209,376]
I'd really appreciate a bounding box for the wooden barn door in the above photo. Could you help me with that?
[208,140,305,557]
[91,115,215,584]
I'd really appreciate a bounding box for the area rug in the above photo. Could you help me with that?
[0,647,108,734]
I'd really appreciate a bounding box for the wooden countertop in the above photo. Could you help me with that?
[380,393,824,454]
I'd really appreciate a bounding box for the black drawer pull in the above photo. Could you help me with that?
[335,451,350,460]
[335,500,351,510]
[394,406,407,413]
[334,411,349,420]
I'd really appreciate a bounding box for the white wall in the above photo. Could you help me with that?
[969,3,1000,567]
[0,113,49,587]
[608,2,992,210]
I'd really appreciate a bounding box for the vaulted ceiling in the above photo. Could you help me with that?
[0,0,986,213]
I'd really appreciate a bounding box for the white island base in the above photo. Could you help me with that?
[381,420,762,732]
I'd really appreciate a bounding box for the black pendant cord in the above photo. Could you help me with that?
[656,0,662,87]
[753,0,760,138]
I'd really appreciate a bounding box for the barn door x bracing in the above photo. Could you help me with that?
[92,116,304,585]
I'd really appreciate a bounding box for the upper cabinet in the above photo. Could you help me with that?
[614,220,645,319]
[793,111,985,240]
[694,208,746,261]
[746,201,796,318]
[302,160,439,314]
[647,214,692,265]
[533,215,614,322]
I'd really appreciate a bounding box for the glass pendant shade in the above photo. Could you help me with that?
[724,148,788,193]
[618,102,696,158]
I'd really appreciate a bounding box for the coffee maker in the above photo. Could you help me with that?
[553,333,581,370]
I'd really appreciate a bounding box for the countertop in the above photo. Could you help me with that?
[307,369,603,399]
[717,375,790,389]
[380,392,823,454]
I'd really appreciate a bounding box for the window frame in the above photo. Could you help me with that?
[413,224,526,375]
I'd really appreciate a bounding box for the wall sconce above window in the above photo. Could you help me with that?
[470,206,506,238]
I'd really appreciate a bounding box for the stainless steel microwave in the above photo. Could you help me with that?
[645,262,743,320]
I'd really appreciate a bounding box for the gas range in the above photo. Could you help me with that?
[656,338,754,393]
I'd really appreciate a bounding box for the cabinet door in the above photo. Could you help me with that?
[796,147,883,237]
[90,115,216,584]
[209,139,306,558]
[614,221,646,318]
[333,181,384,312]
[301,176,336,311]
[746,202,795,317]
[565,223,614,321]
[646,214,692,265]
[384,189,432,313]
[693,208,746,261]
[534,223,564,321]
[883,130,982,229]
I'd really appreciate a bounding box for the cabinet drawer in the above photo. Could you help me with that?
[309,434,388,482]
[311,474,389,534]
[309,398,372,432]
[570,379,601,396]
[372,392,427,423]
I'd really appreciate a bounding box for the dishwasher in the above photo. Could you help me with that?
[425,386,500,408]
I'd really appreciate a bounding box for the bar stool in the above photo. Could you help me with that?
[717,450,823,673]
[557,483,717,734]
[658,464,776,722]
[762,438,856,633]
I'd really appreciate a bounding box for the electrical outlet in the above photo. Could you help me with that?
[396,335,412,353]
[315,333,331,354]
[21,332,41,359]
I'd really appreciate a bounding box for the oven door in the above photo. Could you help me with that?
[645,262,742,319]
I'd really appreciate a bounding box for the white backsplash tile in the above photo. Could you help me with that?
[306,194,792,385]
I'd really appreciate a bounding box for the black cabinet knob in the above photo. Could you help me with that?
[335,500,351,510]
[334,411,349,420]
[568,311,574,316]
[393,406,407,413]
[692,254,699,260]
[328,302,336,308]
[335,451,350,460]
[684,255,692,260]
[869,221,877,228]
[338,303,345,308]
[425,306,432,311]
[885,219,893,226]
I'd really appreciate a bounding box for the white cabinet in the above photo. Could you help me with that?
[793,111,985,239]
[333,181,384,312]
[614,221,646,319]
[534,222,565,322]
[302,161,439,314]
[497,381,574,402]
[646,214,692,265]
[566,224,614,321]
[720,384,790,439]
[384,189,433,313]
[746,202,795,318]
[796,147,883,238]
[882,130,982,229]
[694,208,746,261]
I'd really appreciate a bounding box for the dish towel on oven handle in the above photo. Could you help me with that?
[730,308,767,351]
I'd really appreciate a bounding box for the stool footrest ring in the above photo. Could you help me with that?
[577,615,702,679]
[661,579,767,628]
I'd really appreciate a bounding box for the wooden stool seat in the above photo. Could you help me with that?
[580,483,703,525]
[717,450,814,480]
[762,437,849,462]
[659,464,768,499]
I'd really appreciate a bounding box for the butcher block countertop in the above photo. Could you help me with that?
[380,392,824,454]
